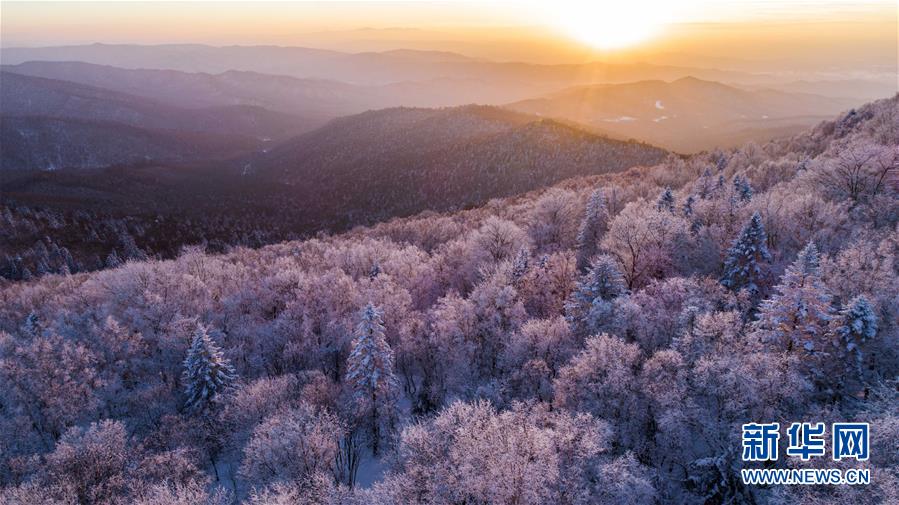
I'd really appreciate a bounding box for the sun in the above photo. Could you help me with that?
[550,1,666,50]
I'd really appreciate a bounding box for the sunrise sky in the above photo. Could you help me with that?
[2,1,896,73]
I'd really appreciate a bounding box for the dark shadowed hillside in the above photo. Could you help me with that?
[0,116,262,171]
[246,105,669,223]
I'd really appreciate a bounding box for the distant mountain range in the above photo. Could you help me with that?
[507,77,863,152]
[2,58,874,157]
[0,71,315,170]
[0,43,772,86]
[1,61,551,116]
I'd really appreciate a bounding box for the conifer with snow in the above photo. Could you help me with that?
[565,255,626,336]
[720,212,771,297]
[716,154,729,172]
[345,303,399,455]
[656,187,675,213]
[755,242,833,355]
[733,176,753,202]
[575,188,608,272]
[682,195,695,217]
[833,295,878,374]
[21,311,40,337]
[511,247,530,280]
[183,323,236,414]
[106,250,122,268]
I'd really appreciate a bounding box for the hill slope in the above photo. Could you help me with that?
[245,105,668,225]
[0,116,261,171]
[0,72,315,170]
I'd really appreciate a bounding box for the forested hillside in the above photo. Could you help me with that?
[0,96,896,504]
[1,105,666,281]
[248,105,668,222]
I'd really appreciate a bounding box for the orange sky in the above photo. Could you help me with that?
[2,1,896,72]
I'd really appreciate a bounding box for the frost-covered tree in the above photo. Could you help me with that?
[21,311,40,337]
[575,188,608,272]
[44,420,132,504]
[755,242,834,383]
[106,250,122,268]
[719,212,771,297]
[602,202,692,289]
[344,303,399,455]
[554,333,647,450]
[832,295,878,379]
[511,247,530,280]
[240,404,343,487]
[682,195,695,217]
[368,262,381,280]
[732,175,753,202]
[565,255,626,336]
[182,324,236,414]
[527,188,579,253]
[656,187,675,213]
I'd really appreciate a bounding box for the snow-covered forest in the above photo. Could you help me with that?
[0,96,897,504]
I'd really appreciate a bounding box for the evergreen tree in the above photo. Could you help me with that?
[716,155,728,172]
[656,187,675,213]
[682,195,696,217]
[833,295,878,375]
[511,247,530,280]
[21,311,40,337]
[755,242,833,354]
[106,250,122,268]
[345,303,399,455]
[565,255,626,336]
[720,212,771,297]
[575,188,608,272]
[698,168,714,198]
[733,176,753,202]
[183,323,236,414]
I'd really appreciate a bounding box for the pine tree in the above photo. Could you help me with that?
[183,323,236,414]
[21,311,40,337]
[698,168,714,198]
[656,187,675,213]
[716,154,728,172]
[833,295,878,375]
[682,195,696,217]
[733,176,753,202]
[565,255,626,336]
[345,303,398,455]
[575,188,608,272]
[755,242,833,354]
[106,250,122,268]
[720,212,771,297]
[511,247,530,280]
